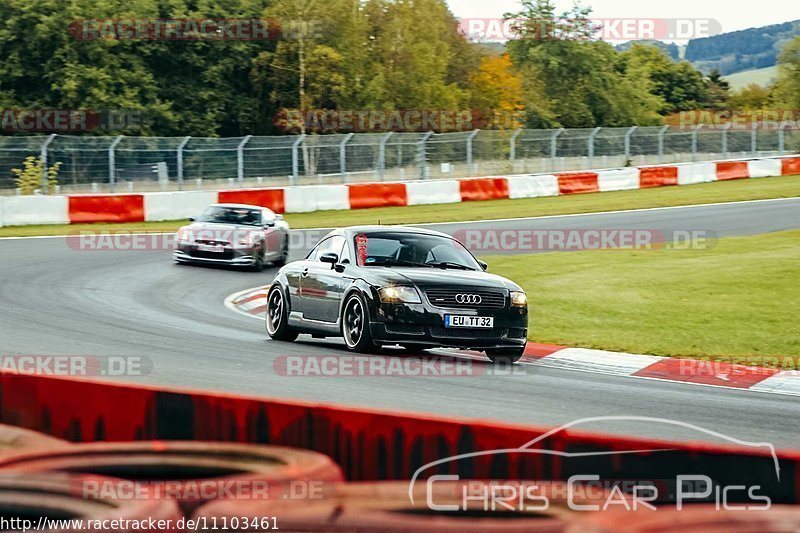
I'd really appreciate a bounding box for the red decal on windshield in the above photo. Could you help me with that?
[356,233,368,266]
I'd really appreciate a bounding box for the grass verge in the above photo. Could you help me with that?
[485,229,800,364]
[1,174,799,238]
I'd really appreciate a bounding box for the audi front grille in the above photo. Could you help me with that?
[424,289,507,309]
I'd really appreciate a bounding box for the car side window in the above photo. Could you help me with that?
[339,238,352,264]
[310,236,345,262]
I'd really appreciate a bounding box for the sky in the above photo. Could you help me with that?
[446,0,796,39]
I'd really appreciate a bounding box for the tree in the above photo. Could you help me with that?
[729,83,771,110]
[468,54,526,129]
[772,36,800,109]
[705,69,730,109]
[506,0,662,127]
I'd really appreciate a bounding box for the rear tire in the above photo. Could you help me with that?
[266,285,298,342]
[342,293,379,354]
[485,347,525,365]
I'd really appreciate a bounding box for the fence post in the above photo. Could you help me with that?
[176,136,191,191]
[624,126,637,162]
[751,123,758,155]
[657,125,669,162]
[291,135,305,186]
[721,123,729,159]
[779,123,787,154]
[237,135,252,186]
[509,129,523,161]
[378,132,393,181]
[40,134,57,194]
[691,125,700,162]
[108,135,124,193]
[550,128,563,171]
[587,127,601,168]
[466,129,480,176]
[340,133,354,182]
[418,131,433,180]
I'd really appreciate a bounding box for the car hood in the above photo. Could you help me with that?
[179,222,263,242]
[363,267,522,292]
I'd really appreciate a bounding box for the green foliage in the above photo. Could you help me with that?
[506,0,663,127]
[772,36,800,108]
[11,156,61,194]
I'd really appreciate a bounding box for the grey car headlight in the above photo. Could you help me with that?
[379,286,422,304]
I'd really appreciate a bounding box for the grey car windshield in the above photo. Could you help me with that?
[200,207,262,226]
[356,232,479,270]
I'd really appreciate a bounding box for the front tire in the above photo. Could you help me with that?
[250,246,265,272]
[342,293,379,353]
[274,236,289,267]
[485,347,525,365]
[266,285,298,342]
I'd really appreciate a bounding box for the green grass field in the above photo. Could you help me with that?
[1,174,799,238]
[723,66,778,90]
[485,229,800,364]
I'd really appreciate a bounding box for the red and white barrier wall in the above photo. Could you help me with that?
[1,155,798,228]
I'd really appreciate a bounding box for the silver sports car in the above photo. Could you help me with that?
[174,203,290,271]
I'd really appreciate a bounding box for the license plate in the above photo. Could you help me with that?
[197,244,224,253]
[444,315,494,328]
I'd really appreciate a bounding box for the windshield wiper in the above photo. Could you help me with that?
[425,261,475,271]
[368,259,431,268]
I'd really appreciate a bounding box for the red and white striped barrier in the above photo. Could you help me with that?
[1,155,798,227]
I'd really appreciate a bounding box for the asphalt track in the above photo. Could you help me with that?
[1,197,799,448]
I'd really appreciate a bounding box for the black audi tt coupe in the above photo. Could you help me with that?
[266,226,529,364]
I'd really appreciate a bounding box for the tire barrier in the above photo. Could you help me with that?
[0,472,182,531]
[193,480,618,532]
[0,441,343,514]
[1,372,799,504]
[1,154,797,227]
[573,505,800,532]
[0,423,69,457]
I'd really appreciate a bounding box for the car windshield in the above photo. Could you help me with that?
[354,231,479,270]
[199,206,262,226]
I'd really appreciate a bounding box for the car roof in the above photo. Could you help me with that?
[210,203,273,212]
[339,225,453,239]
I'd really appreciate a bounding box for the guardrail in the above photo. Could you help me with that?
[0,154,798,228]
[2,126,797,194]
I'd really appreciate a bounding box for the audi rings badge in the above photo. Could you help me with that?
[455,294,482,305]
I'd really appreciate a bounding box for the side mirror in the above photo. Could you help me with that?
[263,221,276,228]
[188,216,196,222]
[320,252,339,268]
[478,260,488,271]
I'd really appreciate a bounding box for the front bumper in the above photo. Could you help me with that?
[369,300,528,350]
[174,243,256,266]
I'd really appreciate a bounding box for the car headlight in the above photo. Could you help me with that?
[379,286,421,304]
[510,291,527,307]
[176,229,191,244]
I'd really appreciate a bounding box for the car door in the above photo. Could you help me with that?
[300,236,346,323]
